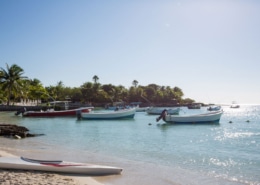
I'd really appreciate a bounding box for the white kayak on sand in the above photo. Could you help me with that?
[0,156,123,175]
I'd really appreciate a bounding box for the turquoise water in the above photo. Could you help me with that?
[0,105,259,185]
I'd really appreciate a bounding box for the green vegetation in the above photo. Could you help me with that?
[0,63,195,106]
[0,64,28,105]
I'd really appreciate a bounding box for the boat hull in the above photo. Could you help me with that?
[163,110,223,124]
[80,108,136,120]
[0,157,122,175]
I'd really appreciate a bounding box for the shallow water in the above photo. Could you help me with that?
[0,105,259,185]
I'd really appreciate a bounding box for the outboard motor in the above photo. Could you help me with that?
[15,107,26,116]
[156,109,168,122]
[76,110,82,120]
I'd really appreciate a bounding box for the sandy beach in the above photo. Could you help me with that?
[0,150,104,185]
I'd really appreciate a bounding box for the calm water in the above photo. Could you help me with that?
[0,105,259,185]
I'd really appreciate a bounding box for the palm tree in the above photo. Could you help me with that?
[132,80,138,88]
[80,82,94,103]
[55,81,64,100]
[0,88,7,104]
[28,78,46,105]
[0,63,28,105]
[92,75,99,84]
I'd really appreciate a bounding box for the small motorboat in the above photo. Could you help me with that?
[230,101,240,108]
[187,103,201,109]
[146,107,180,115]
[15,100,94,117]
[207,106,221,111]
[157,110,223,124]
[77,108,136,120]
[15,107,93,117]
[230,104,240,108]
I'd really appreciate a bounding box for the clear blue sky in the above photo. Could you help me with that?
[1,0,259,104]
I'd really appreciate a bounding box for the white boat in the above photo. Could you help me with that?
[0,156,122,175]
[136,106,150,112]
[129,102,149,112]
[105,101,125,110]
[230,104,240,108]
[157,110,223,124]
[207,106,221,111]
[78,108,136,120]
[107,103,149,112]
[146,107,180,115]
[187,103,201,109]
[230,101,240,108]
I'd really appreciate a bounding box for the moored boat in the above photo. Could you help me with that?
[78,108,136,120]
[146,107,180,115]
[15,100,94,117]
[207,106,222,111]
[230,101,240,108]
[230,104,240,108]
[187,103,201,109]
[136,106,150,112]
[129,102,149,112]
[157,110,223,124]
[16,107,93,117]
[0,156,122,175]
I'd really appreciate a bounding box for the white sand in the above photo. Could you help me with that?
[0,150,103,185]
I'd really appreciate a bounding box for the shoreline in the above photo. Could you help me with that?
[0,145,182,185]
[0,138,250,185]
[0,150,104,185]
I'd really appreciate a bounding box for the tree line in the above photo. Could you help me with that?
[0,63,195,107]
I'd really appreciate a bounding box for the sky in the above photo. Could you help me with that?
[0,0,260,105]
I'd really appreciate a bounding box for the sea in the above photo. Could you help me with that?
[0,105,259,185]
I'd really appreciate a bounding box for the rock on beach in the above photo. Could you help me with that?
[0,124,43,138]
